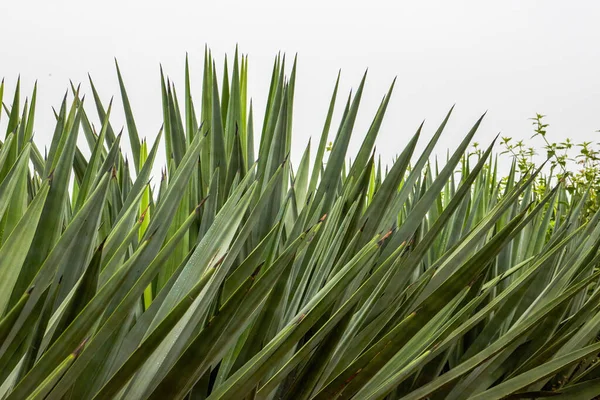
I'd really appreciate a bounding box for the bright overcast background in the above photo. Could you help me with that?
[1,0,599,169]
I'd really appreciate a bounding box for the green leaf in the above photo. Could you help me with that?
[0,181,49,315]
[470,342,600,400]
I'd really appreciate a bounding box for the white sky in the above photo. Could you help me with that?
[1,0,599,170]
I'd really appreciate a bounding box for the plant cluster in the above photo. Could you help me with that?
[500,113,600,217]
[0,50,600,400]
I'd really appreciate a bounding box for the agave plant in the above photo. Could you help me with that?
[0,48,600,400]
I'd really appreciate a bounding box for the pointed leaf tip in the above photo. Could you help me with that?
[73,338,89,357]
[377,230,393,246]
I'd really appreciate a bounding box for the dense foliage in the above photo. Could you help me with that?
[1,50,600,400]
[500,113,600,218]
